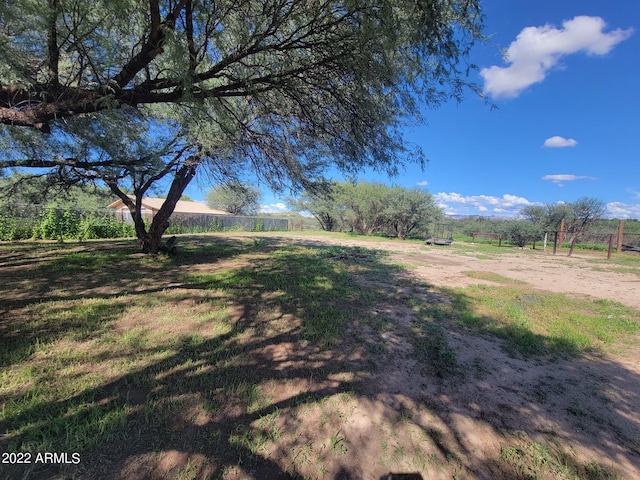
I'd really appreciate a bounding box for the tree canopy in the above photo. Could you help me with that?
[206,181,261,215]
[521,197,606,255]
[0,0,486,252]
[290,181,441,238]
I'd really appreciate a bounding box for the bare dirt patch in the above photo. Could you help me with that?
[254,233,640,479]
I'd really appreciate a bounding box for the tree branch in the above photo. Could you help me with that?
[112,0,188,88]
[47,0,60,85]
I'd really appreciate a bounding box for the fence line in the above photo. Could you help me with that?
[0,204,291,241]
[471,232,503,246]
[166,212,288,232]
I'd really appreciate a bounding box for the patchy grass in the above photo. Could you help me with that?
[500,435,620,480]
[587,255,640,277]
[409,322,458,378]
[0,237,397,478]
[1,234,638,479]
[411,285,640,357]
[462,270,527,284]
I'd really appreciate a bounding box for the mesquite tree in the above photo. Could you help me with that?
[206,181,262,215]
[0,0,486,252]
[520,198,606,255]
[290,182,441,237]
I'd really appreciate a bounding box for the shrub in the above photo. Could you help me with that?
[0,214,16,241]
[500,221,542,248]
[79,215,136,239]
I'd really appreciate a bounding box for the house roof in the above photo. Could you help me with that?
[107,197,231,215]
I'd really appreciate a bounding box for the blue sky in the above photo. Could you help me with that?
[188,0,640,219]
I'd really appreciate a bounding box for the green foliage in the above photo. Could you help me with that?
[499,220,543,248]
[290,182,442,237]
[520,197,606,234]
[206,181,262,215]
[2,207,136,242]
[0,213,17,240]
[0,173,115,210]
[35,206,78,240]
[340,182,391,235]
[384,186,441,239]
[287,188,343,232]
[78,215,136,240]
[1,0,486,253]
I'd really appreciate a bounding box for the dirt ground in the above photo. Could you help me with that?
[6,234,639,480]
[284,233,640,310]
[252,233,640,480]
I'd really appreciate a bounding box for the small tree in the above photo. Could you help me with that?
[288,186,343,232]
[206,181,261,215]
[340,182,390,235]
[567,197,606,256]
[520,198,605,255]
[500,220,542,248]
[384,186,441,239]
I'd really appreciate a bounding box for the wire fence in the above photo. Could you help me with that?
[0,204,290,241]
[465,228,640,258]
[166,212,288,233]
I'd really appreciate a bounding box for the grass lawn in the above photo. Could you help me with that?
[1,233,639,479]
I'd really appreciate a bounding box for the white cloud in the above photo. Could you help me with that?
[416,180,429,186]
[605,202,640,219]
[543,136,578,148]
[542,174,594,186]
[437,202,457,216]
[259,202,288,213]
[434,192,640,219]
[481,16,633,99]
[435,192,533,216]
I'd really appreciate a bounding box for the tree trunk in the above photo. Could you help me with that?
[140,161,199,253]
[107,155,201,254]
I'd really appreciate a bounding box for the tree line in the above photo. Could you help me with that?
[288,181,442,239]
[451,197,634,254]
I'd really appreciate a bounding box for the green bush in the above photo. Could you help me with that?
[0,214,16,241]
[6,208,135,241]
[79,215,136,239]
[499,220,543,248]
[34,207,81,240]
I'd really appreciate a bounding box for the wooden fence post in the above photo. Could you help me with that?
[553,231,558,255]
[608,234,614,259]
[617,220,624,253]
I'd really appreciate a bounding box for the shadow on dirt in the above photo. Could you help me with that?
[1,235,638,479]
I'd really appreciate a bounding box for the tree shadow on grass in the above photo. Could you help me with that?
[1,235,639,479]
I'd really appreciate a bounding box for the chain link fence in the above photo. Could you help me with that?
[166,212,288,234]
[0,204,290,241]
